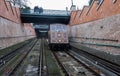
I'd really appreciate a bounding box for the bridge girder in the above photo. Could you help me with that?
[21,14,70,24]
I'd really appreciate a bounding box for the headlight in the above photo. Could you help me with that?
[58,34,61,37]
[59,40,61,42]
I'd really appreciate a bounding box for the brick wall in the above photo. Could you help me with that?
[69,0,120,25]
[0,0,21,23]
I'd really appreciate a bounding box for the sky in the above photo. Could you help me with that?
[27,0,90,10]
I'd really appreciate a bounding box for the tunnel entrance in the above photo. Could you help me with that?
[33,24,49,38]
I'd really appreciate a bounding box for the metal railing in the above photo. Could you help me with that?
[20,9,70,16]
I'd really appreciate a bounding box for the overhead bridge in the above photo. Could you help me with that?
[21,9,70,24]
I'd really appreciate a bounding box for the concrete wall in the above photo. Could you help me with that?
[24,23,36,39]
[70,14,120,55]
[69,0,120,55]
[0,0,36,49]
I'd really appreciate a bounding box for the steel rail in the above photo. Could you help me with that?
[71,46,120,76]
[38,39,44,76]
[8,40,37,76]
[65,50,101,76]
[0,39,34,67]
[52,51,71,76]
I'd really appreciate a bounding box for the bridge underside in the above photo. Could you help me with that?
[21,14,70,24]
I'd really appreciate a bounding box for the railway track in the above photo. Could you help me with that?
[52,50,99,76]
[52,51,70,76]
[71,46,120,76]
[0,41,31,67]
[0,39,37,76]
[38,38,45,76]
[10,39,46,76]
[9,39,41,76]
[1,38,119,76]
[1,39,59,76]
[9,40,37,76]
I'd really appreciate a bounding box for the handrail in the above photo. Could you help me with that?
[0,35,35,39]
[69,37,119,42]
[20,9,70,16]
[70,40,120,48]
